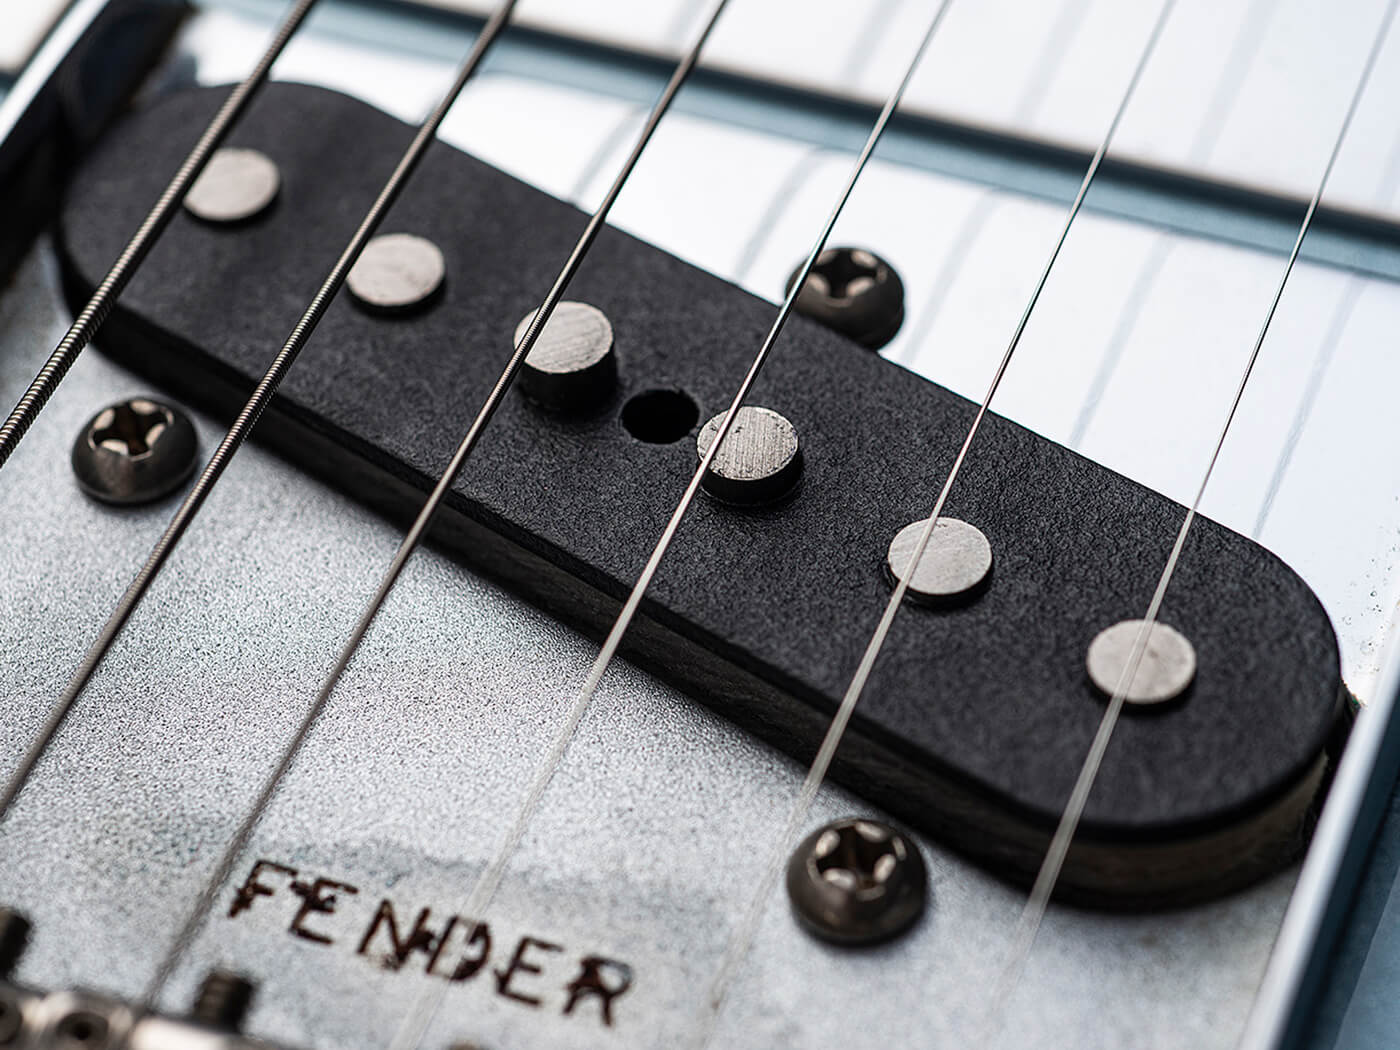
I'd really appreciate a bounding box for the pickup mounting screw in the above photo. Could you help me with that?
[696,406,802,505]
[786,817,927,945]
[183,147,280,224]
[348,233,446,313]
[71,398,197,505]
[516,302,616,411]
[788,247,905,349]
[191,971,255,1032]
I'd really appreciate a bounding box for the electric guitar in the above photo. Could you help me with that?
[2,1,1399,1048]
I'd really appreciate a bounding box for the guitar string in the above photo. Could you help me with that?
[4,2,1344,1044]
[744,0,1093,362]
[1251,276,1363,538]
[914,0,1272,390]
[383,7,956,1050]
[1068,0,1276,447]
[1253,124,1400,540]
[0,0,320,471]
[0,0,1362,1039]
[890,187,999,369]
[723,0,908,288]
[730,143,828,284]
[983,0,1400,1036]
[14,0,1331,1029]
[139,0,736,1023]
[690,3,1178,1045]
[680,0,901,288]
[0,0,520,826]
[46,2,1393,1042]
[890,0,1122,374]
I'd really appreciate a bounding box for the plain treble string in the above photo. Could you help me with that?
[384,4,960,1050]
[1068,0,1277,447]
[0,0,519,829]
[379,6,756,1049]
[0,0,320,471]
[985,0,1400,1036]
[694,0,1176,1047]
[128,0,527,1013]
[129,1,737,1041]
[693,0,1180,1044]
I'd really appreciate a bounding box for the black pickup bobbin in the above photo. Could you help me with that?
[58,81,1347,907]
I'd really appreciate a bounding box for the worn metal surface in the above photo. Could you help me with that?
[514,302,616,411]
[694,406,801,505]
[1086,619,1198,706]
[0,975,278,1050]
[347,234,446,314]
[183,147,282,225]
[885,517,993,605]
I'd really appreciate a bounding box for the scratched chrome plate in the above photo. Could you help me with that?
[3,1,1400,1048]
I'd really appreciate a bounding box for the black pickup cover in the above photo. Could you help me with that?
[58,83,1346,906]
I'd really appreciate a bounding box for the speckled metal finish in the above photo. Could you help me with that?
[9,0,1390,1045]
[0,237,1297,1050]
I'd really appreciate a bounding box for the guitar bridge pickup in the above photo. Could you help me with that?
[59,80,1350,908]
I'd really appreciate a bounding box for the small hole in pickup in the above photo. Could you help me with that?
[621,390,699,444]
[55,1011,108,1047]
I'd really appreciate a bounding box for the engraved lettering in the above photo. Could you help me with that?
[229,859,297,918]
[356,901,438,969]
[493,936,562,1008]
[289,876,358,945]
[563,956,633,1027]
[224,858,633,1027]
[430,918,492,982]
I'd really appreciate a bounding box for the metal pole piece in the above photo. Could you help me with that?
[0,0,321,470]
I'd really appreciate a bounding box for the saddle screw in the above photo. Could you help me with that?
[787,247,905,349]
[52,1010,108,1048]
[70,397,198,505]
[0,993,19,1046]
[190,971,255,1032]
[0,909,30,979]
[786,817,927,945]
